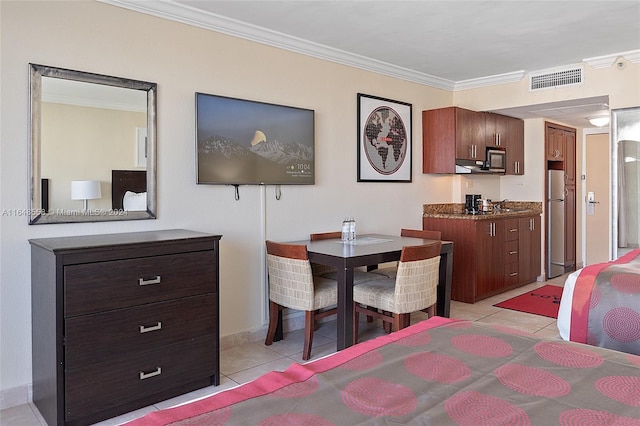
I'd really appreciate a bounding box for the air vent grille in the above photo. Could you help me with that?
[529,66,583,91]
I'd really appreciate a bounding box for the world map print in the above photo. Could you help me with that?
[363,106,407,175]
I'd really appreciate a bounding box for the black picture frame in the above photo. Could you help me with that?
[357,93,412,182]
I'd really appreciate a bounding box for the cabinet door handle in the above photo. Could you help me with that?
[510,250,518,255]
[509,228,518,233]
[139,367,162,380]
[139,276,161,286]
[139,322,162,333]
[529,218,534,231]
[510,272,518,277]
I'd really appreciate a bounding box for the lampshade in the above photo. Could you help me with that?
[71,180,102,200]
[587,115,610,127]
[71,180,102,211]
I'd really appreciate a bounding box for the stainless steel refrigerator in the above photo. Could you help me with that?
[548,170,565,278]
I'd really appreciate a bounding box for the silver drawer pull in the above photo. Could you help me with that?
[509,228,518,232]
[510,272,518,276]
[139,322,162,333]
[509,251,518,255]
[139,367,162,380]
[138,276,161,286]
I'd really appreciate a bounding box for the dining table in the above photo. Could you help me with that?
[276,233,453,351]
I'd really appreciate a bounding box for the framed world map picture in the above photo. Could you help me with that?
[357,93,412,182]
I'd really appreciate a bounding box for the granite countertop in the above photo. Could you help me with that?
[423,202,543,220]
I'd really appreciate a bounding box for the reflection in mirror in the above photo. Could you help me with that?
[29,64,156,224]
[612,107,640,259]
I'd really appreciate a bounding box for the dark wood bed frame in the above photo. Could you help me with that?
[111,170,147,210]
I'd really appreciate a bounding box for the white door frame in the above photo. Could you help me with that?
[581,126,611,266]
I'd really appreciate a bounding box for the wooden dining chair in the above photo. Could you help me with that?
[353,242,442,343]
[370,228,442,279]
[264,240,338,360]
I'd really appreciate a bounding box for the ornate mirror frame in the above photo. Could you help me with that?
[28,64,157,224]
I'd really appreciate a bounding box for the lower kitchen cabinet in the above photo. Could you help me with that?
[30,229,221,426]
[519,216,542,284]
[424,215,540,303]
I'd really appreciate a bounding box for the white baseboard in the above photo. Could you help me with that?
[0,383,31,411]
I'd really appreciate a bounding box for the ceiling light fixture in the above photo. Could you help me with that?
[586,115,610,127]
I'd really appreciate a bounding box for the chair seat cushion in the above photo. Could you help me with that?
[353,277,397,312]
[369,266,397,279]
[320,270,380,284]
[312,276,338,310]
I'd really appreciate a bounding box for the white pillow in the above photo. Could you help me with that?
[123,191,147,211]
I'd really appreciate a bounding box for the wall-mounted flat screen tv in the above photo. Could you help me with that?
[196,92,315,185]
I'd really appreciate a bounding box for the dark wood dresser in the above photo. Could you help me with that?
[29,229,222,426]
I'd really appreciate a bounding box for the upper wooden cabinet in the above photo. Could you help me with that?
[564,129,576,185]
[546,124,566,161]
[486,113,525,175]
[423,107,524,175]
[422,107,483,173]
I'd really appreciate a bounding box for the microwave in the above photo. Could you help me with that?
[485,148,506,173]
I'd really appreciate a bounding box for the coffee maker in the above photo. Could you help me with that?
[465,194,482,214]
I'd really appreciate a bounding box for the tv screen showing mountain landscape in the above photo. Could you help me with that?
[196,93,315,185]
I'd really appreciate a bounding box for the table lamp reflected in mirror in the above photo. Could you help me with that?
[71,180,102,211]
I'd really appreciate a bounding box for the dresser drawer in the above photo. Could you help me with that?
[64,336,216,423]
[65,250,216,317]
[503,219,519,241]
[503,240,519,263]
[65,294,217,367]
[504,262,519,286]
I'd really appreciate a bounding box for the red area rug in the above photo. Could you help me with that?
[494,285,563,318]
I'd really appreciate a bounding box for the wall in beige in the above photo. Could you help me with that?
[1,0,637,407]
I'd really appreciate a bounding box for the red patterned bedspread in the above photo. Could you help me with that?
[570,249,640,355]
[126,316,640,425]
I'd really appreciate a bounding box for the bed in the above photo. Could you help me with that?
[125,316,640,425]
[557,249,640,356]
[111,170,147,211]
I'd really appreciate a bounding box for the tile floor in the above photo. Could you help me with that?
[0,275,568,426]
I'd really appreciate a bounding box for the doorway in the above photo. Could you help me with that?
[584,132,610,265]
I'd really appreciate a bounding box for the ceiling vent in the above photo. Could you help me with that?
[529,65,584,91]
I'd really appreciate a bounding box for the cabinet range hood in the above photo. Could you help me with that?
[455,158,504,174]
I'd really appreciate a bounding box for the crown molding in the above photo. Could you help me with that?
[99,0,459,90]
[584,50,640,69]
[454,70,526,91]
[101,0,624,91]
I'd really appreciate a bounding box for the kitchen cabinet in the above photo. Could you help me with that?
[502,218,520,287]
[564,185,576,271]
[30,229,221,426]
[423,214,540,303]
[546,124,566,161]
[486,113,525,175]
[422,107,485,173]
[423,107,524,174]
[519,216,541,284]
[545,122,576,277]
[564,130,576,185]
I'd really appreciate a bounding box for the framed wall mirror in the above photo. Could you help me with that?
[28,64,157,224]
[611,106,640,259]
